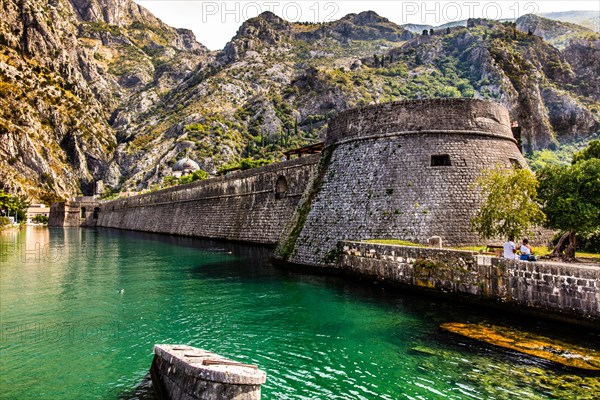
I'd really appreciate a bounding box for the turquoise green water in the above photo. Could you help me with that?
[1,227,598,399]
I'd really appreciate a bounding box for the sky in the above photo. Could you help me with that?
[134,0,600,50]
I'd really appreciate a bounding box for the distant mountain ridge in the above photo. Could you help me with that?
[516,13,598,49]
[402,10,599,34]
[1,4,599,200]
[539,10,600,32]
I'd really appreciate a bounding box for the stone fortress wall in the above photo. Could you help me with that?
[280,99,527,267]
[50,99,598,325]
[53,99,524,254]
[95,155,319,244]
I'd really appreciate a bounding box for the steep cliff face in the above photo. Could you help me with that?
[0,0,206,199]
[563,39,600,102]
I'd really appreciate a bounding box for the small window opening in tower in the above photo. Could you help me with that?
[509,158,522,169]
[431,154,451,167]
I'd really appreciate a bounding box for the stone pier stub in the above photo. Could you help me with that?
[151,344,267,400]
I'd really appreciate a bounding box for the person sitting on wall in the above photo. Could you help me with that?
[503,236,517,260]
[519,238,537,261]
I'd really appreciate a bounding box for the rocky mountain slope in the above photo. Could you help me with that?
[1,4,599,199]
[0,0,205,200]
[104,11,417,191]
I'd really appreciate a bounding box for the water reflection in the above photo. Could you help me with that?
[1,227,599,400]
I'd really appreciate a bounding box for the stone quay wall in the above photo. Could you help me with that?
[281,99,526,267]
[338,241,600,326]
[96,155,319,245]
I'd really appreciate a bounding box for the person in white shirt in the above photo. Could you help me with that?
[519,238,536,261]
[503,236,517,260]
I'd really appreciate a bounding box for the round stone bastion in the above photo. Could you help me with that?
[289,99,527,266]
[326,98,516,145]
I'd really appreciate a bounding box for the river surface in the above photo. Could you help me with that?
[0,227,598,399]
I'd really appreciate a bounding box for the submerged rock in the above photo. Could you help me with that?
[441,322,600,371]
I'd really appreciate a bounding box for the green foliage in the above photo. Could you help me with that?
[436,86,462,98]
[527,149,569,171]
[365,239,426,247]
[577,230,600,253]
[528,138,599,171]
[83,22,122,36]
[185,122,208,134]
[471,165,545,240]
[537,145,600,235]
[178,174,195,184]
[162,175,179,187]
[375,64,409,78]
[239,158,271,170]
[101,188,120,200]
[33,215,49,224]
[184,114,245,150]
[0,216,10,227]
[218,158,272,174]
[572,139,600,164]
[0,191,30,222]
[162,169,209,187]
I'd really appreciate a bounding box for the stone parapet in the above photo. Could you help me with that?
[338,241,600,326]
[326,98,514,145]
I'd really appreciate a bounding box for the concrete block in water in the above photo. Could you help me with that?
[151,345,266,400]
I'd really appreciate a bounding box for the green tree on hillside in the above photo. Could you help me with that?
[538,140,600,260]
[471,165,545,241]
[162,169,209,187]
